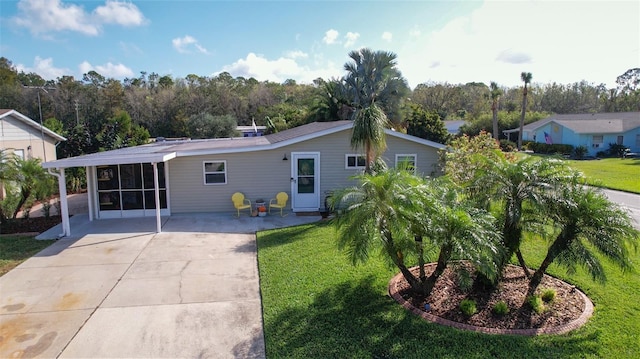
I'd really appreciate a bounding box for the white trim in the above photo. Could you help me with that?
[291,152,321,212]
[203,160,227,185]
[345,153,366,169]
[0,109,66,141]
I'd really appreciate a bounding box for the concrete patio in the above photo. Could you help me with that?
[1,213,322,358]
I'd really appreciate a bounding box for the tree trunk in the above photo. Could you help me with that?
[492,103,499,140]
[518,86,528,150]
[527,229,572,297]
[515,249,531,278]
[419,245,452,297]
[12,188,31,219]
[415,236,426,281]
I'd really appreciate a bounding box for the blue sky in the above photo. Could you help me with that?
[1,0,638,89]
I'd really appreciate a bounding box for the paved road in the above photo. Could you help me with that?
[602,189,640,229]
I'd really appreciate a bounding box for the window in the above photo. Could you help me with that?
[592,135,603,148]
[97,163,167,211]
[13,149,25,160]
[395,154,416,173]
[204,161,227,185]
[345,154,366,169]
[636,134,640,147]
[617,136,624,145]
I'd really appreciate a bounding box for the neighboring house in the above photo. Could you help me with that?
[444,120,465,135]
[236,125,267,137]
[42,120,446,236]
[0,109,66,162]
[503,112,640,156]
[1,109,66,199]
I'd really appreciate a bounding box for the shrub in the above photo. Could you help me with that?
[499,140,517,152]
[608,143,629,157]
[460,299,477,317]
[541,288,557,303]
[527,295,545,314]
[525,142,574,155]
[492,300,509,315]
[573,145,588,159]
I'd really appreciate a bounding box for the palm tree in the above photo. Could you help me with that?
[489,81,502,139]
[330,169,500,297]
[6,158,53,219]
[473,156,572,283]
[343,48,408,173]
[518,72,532,150]
[527,180,639,297]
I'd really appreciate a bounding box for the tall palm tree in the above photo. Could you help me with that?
[473,156,572,283]
[330,169,500,297]
[343,48,408,173]
[518,72,532,150]
[489,81,502,139]
[527,181,639,296]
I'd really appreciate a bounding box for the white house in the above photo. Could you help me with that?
[504,112,640,156]
[42,120,446,236]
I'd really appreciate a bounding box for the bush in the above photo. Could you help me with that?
[525,142,574,155]
[527,295,545,314]
[492,300,509,315]
[573,145,588,159]
[499,140,517,152]
[608,143,629,158]
[541,288,557,303]
[460,299,477,317]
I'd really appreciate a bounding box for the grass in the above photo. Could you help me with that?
[565,157,640,194]
[0,235,55,276]
[257,222,640,358]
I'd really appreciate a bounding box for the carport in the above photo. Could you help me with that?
[42,144,177,238]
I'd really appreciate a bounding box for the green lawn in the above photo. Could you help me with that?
[257,222,640,359]
[0,235,55,276]
[565,157,640,194]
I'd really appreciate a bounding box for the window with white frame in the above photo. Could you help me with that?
[203,161,227,185]
[395,154,416,172]
[345,154,366,169]
[592,135,603,148]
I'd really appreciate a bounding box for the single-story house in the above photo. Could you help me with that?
[503,112,640,156]
[42,120,446,236]
[0,109,66,162]
[1,109,66,199]
[444,120,465,135]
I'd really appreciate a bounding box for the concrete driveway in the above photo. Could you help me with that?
[1,213,321,358]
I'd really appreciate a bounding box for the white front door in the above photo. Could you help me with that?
[291,152,320,212]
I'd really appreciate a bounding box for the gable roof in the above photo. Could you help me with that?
[43,120,445,169]
[504,112,640,134]
[0,109,67,141]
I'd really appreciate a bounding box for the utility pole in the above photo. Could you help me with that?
[23,86,52,162]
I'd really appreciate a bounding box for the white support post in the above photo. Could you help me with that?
[48,168,70,237]
[153,162,162,233]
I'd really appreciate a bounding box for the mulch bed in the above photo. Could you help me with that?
[389,262,593,335]
[0,216,62,235]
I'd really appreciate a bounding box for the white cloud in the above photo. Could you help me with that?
[94,0,146,26]
[172,35,209,54]
[344,32,360,48]
[12,0,146,37]
[79,61,134,78]
[217,53,341,84]
[323,29,339,45]
[285,50,308,59]
[16,56,70,80]
[396,0,640,88]
[382,31,393,42]
[14,0,99,36]
[409,26,421,37]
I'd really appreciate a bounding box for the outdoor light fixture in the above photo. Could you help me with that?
[282,153,288,161]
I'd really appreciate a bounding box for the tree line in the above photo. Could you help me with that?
[1,56,638,160]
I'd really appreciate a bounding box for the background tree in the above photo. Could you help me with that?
[518,72,532,150]
[405,103,450,144]
[186,113,239,139]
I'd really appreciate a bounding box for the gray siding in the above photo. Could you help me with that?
[169,128,442,213]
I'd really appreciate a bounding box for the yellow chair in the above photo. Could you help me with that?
[269,192,288,217]
[232,192,252,217]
